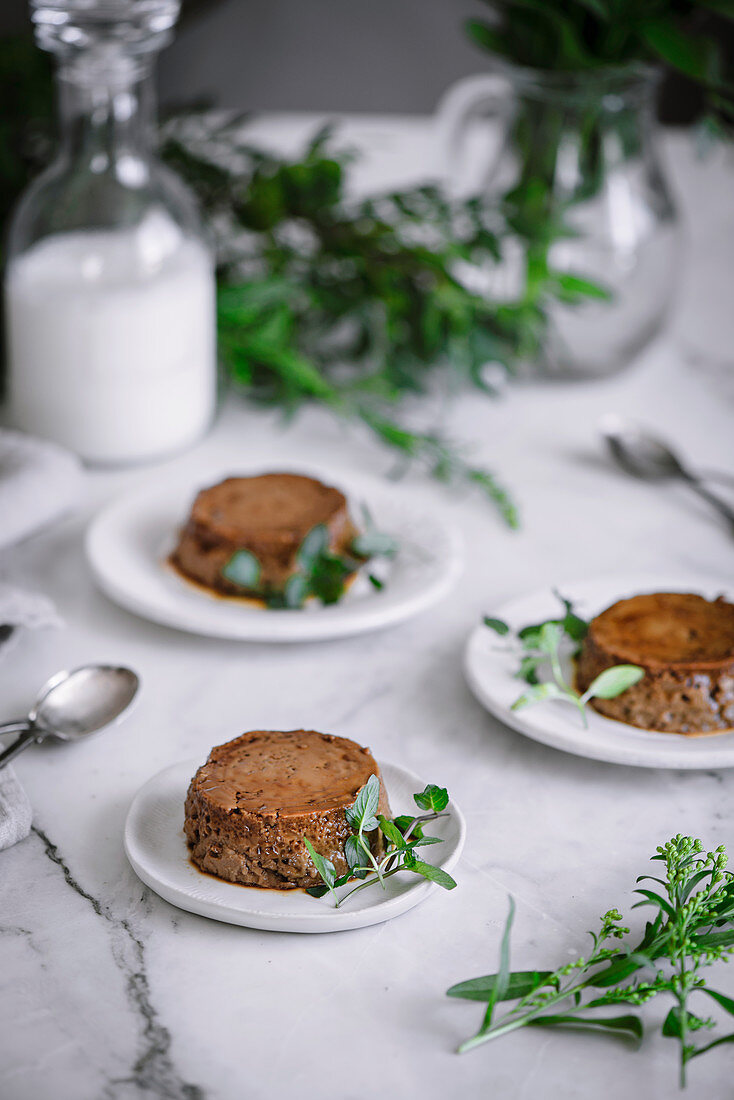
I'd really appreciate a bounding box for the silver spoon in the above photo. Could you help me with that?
[0,664,139,770]
[601,416,734,535]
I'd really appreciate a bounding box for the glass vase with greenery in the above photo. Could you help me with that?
[438,0,734,377]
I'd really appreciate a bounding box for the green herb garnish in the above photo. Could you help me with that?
[305,777,457,907]
[222,510,397,609]
[483,593,644,725]
[221,548,261,591]
[448,835,734,1088]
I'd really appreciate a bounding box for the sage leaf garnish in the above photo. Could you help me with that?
[393,814,423,836]
[377,816,408,850]
[483,616,510,636]
[221,508,398,609]
[352,530,399,558]
[303,839,338,903]
[345,773,381,833]
[344,834,370,880]
[297,523,330,571]
[582,664,645,701]
[511,682,573,711]
[414,784,449,813]
[305,884,330,899]
[402,855,458,891]
[283,573,309,609]
[409,835,444,848]
[221,549,261,590]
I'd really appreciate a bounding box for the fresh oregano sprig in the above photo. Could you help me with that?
[221,508,398,609]
[640,836,734,1085]
[447,835,734,1088]
[483,592,644,726]
[305,776,457,908]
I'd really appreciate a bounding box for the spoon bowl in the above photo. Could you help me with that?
[31,665,140,741]
[0,663,140,769]
[600,417,686,481]
[600,415,734,535]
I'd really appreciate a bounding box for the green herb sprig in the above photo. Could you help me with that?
[160,119,607,527]
[448,835,734,1087]
[221,507,398,608]
[304,776,457,908]
[483,593,644,725]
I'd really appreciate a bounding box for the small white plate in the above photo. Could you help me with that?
[124,759,466,933]
[86,470,462,642]
[464,573,734,770]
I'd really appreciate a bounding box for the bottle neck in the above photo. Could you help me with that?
[56,58,156,172]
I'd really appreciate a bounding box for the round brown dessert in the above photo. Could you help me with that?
[184,730,391,889]
[576,592,734,734]
[171,473,358,597]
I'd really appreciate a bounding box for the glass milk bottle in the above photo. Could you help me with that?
[4,0,216,465]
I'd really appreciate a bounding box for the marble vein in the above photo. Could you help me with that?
[31,825,205,1100]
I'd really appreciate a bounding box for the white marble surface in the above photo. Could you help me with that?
[1,114,734,1100]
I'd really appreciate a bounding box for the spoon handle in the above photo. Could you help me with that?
[0,720,33,738]
[700,469,734,490]
[0,728,39,770]
[685,477,734,534]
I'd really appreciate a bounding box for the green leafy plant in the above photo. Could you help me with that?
[161,117,611,527]
[448,835,734,1087]
[305,776,457,907]
[221,508,397,608]
[483,593,644,724]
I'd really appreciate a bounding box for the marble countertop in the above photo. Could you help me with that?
[2,114,734,1100]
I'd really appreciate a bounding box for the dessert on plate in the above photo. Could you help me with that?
[576,591,734,734]
[171,472,358,600]
[184,729,391,888]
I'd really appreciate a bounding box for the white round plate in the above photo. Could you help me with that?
[86,471,462,642]
[465,573,734,770]
[124,759,466,933]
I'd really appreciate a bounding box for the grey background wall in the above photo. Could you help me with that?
[1,0,711,119]
[1,0,484,114]
[166,0,483,113]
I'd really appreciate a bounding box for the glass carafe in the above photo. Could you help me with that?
[4,0,216,464]
[436,65,681,378]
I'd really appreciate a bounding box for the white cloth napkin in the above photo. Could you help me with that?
[0,767,33,849]
[0,582,61,656]
[0,428,79,848]
[0,585,60,850]
[0,428,83,551]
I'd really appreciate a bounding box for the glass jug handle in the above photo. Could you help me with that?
[434,73,512,198]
